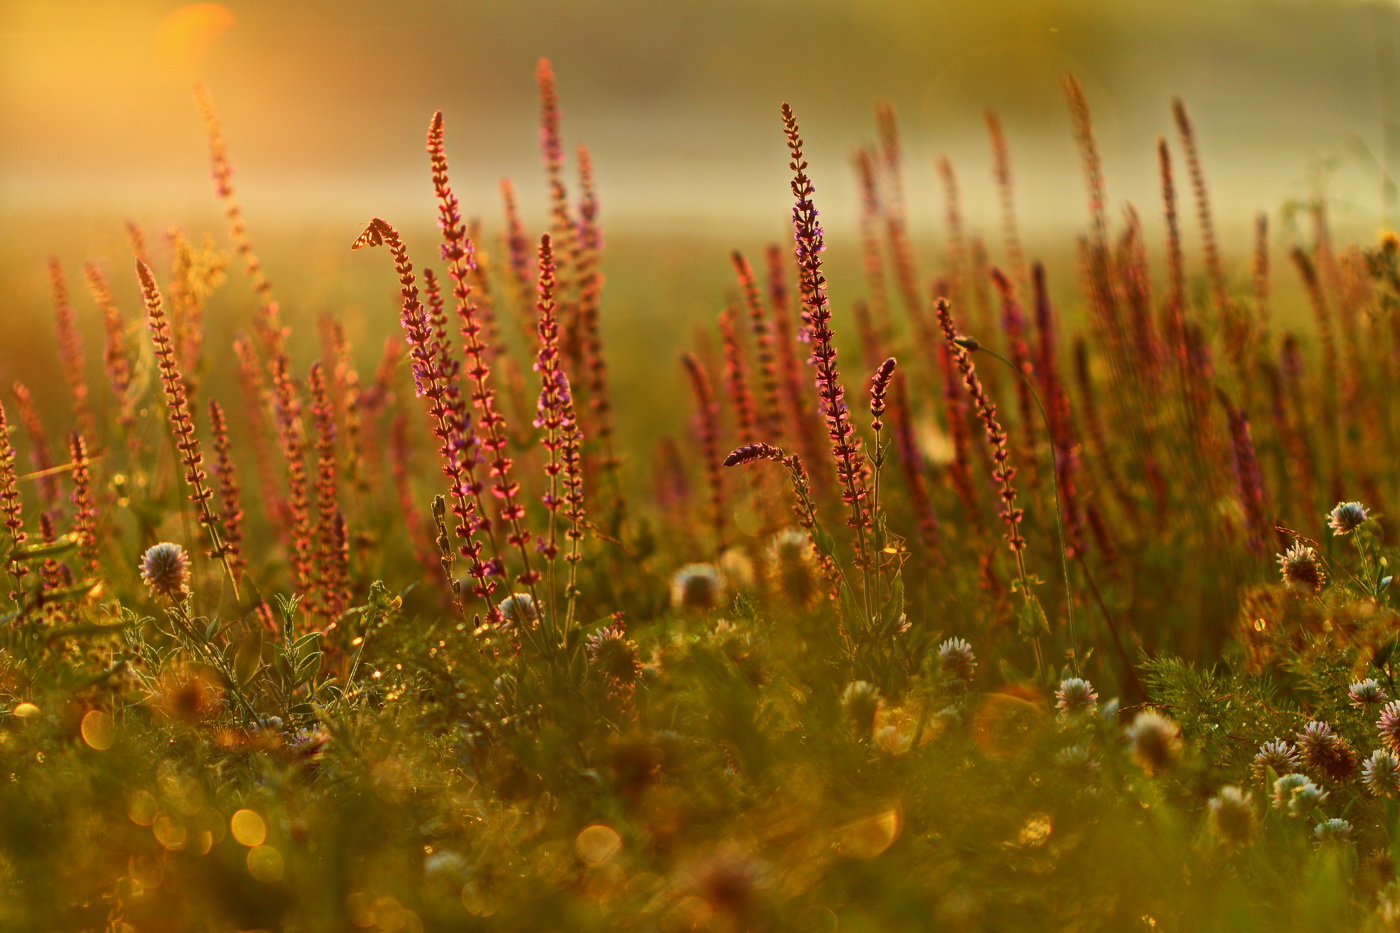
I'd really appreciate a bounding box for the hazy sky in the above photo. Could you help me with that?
[2,0,1398,245]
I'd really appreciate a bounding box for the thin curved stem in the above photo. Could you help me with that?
[975,345,1078,676]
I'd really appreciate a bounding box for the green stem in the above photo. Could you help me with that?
[976,346,1078,676]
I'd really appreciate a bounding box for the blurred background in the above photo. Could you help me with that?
[4,0,1399,236]
[2,0,1399,402]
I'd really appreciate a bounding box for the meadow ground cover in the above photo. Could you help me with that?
[6,56,1400,932]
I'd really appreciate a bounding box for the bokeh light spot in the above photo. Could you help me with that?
[460,881,500,917]
[345,892,374,926]
[246,844,284,883]
[153,814,187,850]
[127,790,157,826]
[231,808,267,847]
[836,807,901,858]
[80,709,116,750]
[972,687,1048,760]
[575,824,622,866]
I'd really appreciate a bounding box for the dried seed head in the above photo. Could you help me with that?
[1207,786,1257,849]
[764,528,820,608]
[1125,710,1182,774]
[670,563,727,612]
[140,542,191,601]
[586,626,642,685]
[1277,543,1325,595]
[841,680,882,736]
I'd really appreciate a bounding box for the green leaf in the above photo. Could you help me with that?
[10,535,80,563]
[33,579,100,604]
[1374,638,1398,671]
[880,572,904,636]
[1017,594,1051,639]
[234,626,264,686]
[809,520,839,564]
[568,643,587,687]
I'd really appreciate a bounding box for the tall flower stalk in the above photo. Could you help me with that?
[0,402,26,608]
[782,103,873,617]
[354,218,499,617]
[137,260,237,599]
[429,113,543,611]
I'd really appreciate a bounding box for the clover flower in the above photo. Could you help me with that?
[841,680,882,737]
[586,626,642,687]
[1327,501,1370,536]
[1297,720,1358,780]
[1313,818,1353,846]
[496,593,539,629]
[140,542,191,601]
[1055,678,1099,716]
[1350,678,1387,709]
[1056,744,1100,785]
[937,638,977,685]
[1363,749,1400,797]
[1379,700,1400,754]
[1126,710,1182,774]
[1207,786,1257,849]
[1271,773,1313,811]
[670,563,727,612]
[1252,739,1301,782]
[1277,543,1325,595]
[1272,773,1328,817]
[764,528,821,608]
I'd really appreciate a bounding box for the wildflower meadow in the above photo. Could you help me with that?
[8,6,1400,931]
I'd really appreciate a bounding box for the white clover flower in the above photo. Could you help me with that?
[1327,501,1370,536]
[1126,710,1182,774]
[1349,678,1387,708]
[1252,739,1300,782]
[1207,786,1257,848]
[1363,749,1400,797]
[1055,678,1099,716]
[937,638,976,684]
[1313,818,1354,846]
[670,563,728,612]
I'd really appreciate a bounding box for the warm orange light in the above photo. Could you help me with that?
[157,4,236,76]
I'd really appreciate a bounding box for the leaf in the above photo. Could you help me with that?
[809,520,839,564]
[567,644,588,687]
[234,626,264,686]
[879,572,904,636]
[33,579,101,604]
[1373,638,1398,670]
[1017,594,1051,639]
[292,632,322,663]
[10,535,80,563]
[838,582,863,631]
